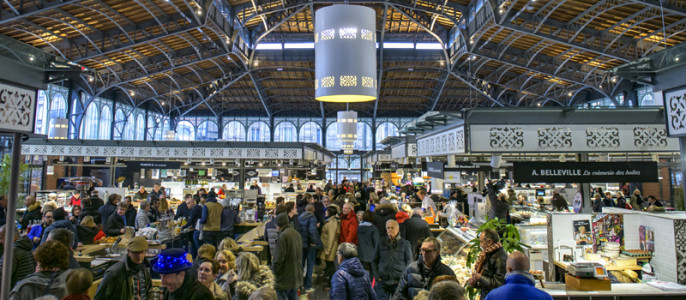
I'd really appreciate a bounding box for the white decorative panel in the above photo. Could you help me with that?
[227,148,242,158]
[665,88,686,137]
[0,82,36,133]
[210,148,224,157]
[119,147,135,157]
[283,149,300,159]
[155,148,170,157]
[265,149,278,158]
[246,148,261,158]
[391,144,406,159]
[173,148,188,157]
[304,149,315,160]
[408,143,417,156]
[377,154,391,161]
[470,124,679,153]
[192,148,206,157]
[138,147,153,157]
[417,126,466,156]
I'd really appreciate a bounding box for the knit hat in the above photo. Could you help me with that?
[153,248,193,274]
[275,213,290,228]
[127,236,149,252]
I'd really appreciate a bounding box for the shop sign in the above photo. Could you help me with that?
[426,162,444,179]
[257,169,272,177]
[444,163,492,172]
[128,161,181,169]
[513,162,658,183]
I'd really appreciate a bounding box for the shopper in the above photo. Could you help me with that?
[200,192,224,247]
[393,237,455,299]
[285,184,295,192]
[615,191,629,209]
[263,204,282,262]
[133,186,149,202]
[486,180,509,222]
[28,209,53,249]
[148,184,163,200]
[76,215,100,245]
[373,220,413,300]
[94,237,152,300]
[122,196,136,225]
[402,208,433,260]
[324,180,333,193]
[484,252,552,300]
[220,199,240,240]
[154,248,213,300]
[630,189,644,211]
[63,268,93,300]
[47,228,80,269]
[357,210,378,277]
[197,259,229,300]
[104,203,128,236]
[100,193,121,227]
[70,205,82,225]
[373,200,397,239]
[467,229,507,299]
[284,201,301,233]
[175,194,193,220]
[602,192,615,207]
[136,201,151,229]
[148,196,161,222]
[644,195,663,209]
[80,191,104,224]
[298,203,323,292]
[0,225,36,289]
[339,203,359,245]
[41,207,79,248]
[320,204,341,283]
[272,213,303,300]
[234,252,276,300]
[20,195,42,232]
[551,190,568,211]
[9,240,71,300]
[592,193,603,212]
[215,250,238,298]
[331,242,377,300]
[428,281,466,300]
[182,196,204,258]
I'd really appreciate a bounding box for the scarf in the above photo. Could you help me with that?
[467,242,502,287]
[28,203,41,211]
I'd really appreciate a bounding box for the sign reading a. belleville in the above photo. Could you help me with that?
[513,162,658,183]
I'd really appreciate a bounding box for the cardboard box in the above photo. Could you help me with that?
[565,274,611,291]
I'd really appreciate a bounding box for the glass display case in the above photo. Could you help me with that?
[437,228,476,285]
[517,224,548,248]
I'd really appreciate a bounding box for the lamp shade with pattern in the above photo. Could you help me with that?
[315,5,377,102]
[337,111,358,154]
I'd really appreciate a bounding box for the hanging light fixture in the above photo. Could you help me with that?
[314,5,377,102]
[48,118,68,140]
[337,111,357,154]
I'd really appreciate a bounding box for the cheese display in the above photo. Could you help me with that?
[437,227,476,285]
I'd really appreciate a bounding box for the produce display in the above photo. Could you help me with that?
[95,236,118,244]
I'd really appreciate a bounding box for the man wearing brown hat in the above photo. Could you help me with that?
[95,236,153,300]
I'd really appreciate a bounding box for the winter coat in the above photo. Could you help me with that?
[298,211,323,248]
[27,224,45,249]
[602,197,615,208]
[9,270,72,300]
[163,272,213,300]
[339,211,359,245]
[272,224,303,290]
[373,204,397,238]
[76,225,99,245]
[125,206,136,227]
[319,216,341,262]
[233,265,275,300]
[356,222,378,263]
[616,197,628,209]
[552,194,569,211]
[208,281,229,300]
[136,210,150,229]
[393,255,456,300]
[104,213,126,236]
[487,182,509,221]
[373,234,412,287]
[592,199,603,212]
[216,270,237,299]
[263,218,278,260]
[21,203,42,232]
[401,215,432,259]
[296,199,308,216]
[175,202,191,220]
[484,273,553,300]
[314,201,326,227]
[475,247,508,299]
[0,236,36,289]
[80,197,104,224]
[331,257,377,300]
[41,219,79,248]
[220,206,240,232]
[94,256,153,300]
[99,202,118,226]
[183,205,203,230]
[631,194,644,211]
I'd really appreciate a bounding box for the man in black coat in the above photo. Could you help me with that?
[105,204,128,236]
[373,220,412,300]
[373,201,397,239]
[394,237,456,300]
[100,193,121,227]
[401,208,432,260]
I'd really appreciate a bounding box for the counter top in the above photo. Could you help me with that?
[540,283,686,296]
[554,260,644,271]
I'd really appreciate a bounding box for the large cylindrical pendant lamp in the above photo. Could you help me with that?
[338,111,358,154]
[315,5,377,102]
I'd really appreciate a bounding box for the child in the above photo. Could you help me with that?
[62,268,93,300]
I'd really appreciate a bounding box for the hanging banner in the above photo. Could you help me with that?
[513,162,658,183]
[426,162,444,179]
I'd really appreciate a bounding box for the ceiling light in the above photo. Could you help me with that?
[611,76,617,83]
[276,67,283,71]
[28,55,35,62]
[128,90,136,97]
[196,9,202,15]
[255,43,283,50]
[415,43,442,50]
[161,101,166,106]
[87,75,94,82]
[568,91,573,97]
[337,111,358,153]
[253,60,259,67]
[284,42,315,49]
[383,42,414,49]
[407,67,414,71]
[315,5,377,103]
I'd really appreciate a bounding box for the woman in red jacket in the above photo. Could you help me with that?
[339,203,358,245]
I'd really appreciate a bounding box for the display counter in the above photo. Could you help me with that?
[540,283,686,299]
[436,227,477,285]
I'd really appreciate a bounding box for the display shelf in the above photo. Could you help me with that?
[437,227,477,285]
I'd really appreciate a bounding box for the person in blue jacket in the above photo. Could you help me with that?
[40,207,79,249]
[331,242,376,300]
[484,251,553,300]
[27,210,53,249]
[182,197,204,258]
[298,203,323,292]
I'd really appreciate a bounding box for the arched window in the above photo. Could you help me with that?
[146,115,156,140]
[161,119,170,140]
[247,121,270,142]
[197,121,219,141]
[80,103,99,139]
[123,113,135,140]
[349,157,361,169]
[337,156,349,169]
[356,122,373,150]
[113,109,125,140]
[274,121,297,142]
[299,122,322,144]
[326,123,340,151]
[175,120,195,141]
[223,121,246,141]
[376,122,398,149]
[49,93,67,119]
[641,93,655,106]
[135,114,145,140]
[34,90,48,134]
[99,106,112,140]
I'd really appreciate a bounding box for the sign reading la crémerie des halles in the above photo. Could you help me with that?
[513,162,659,183]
